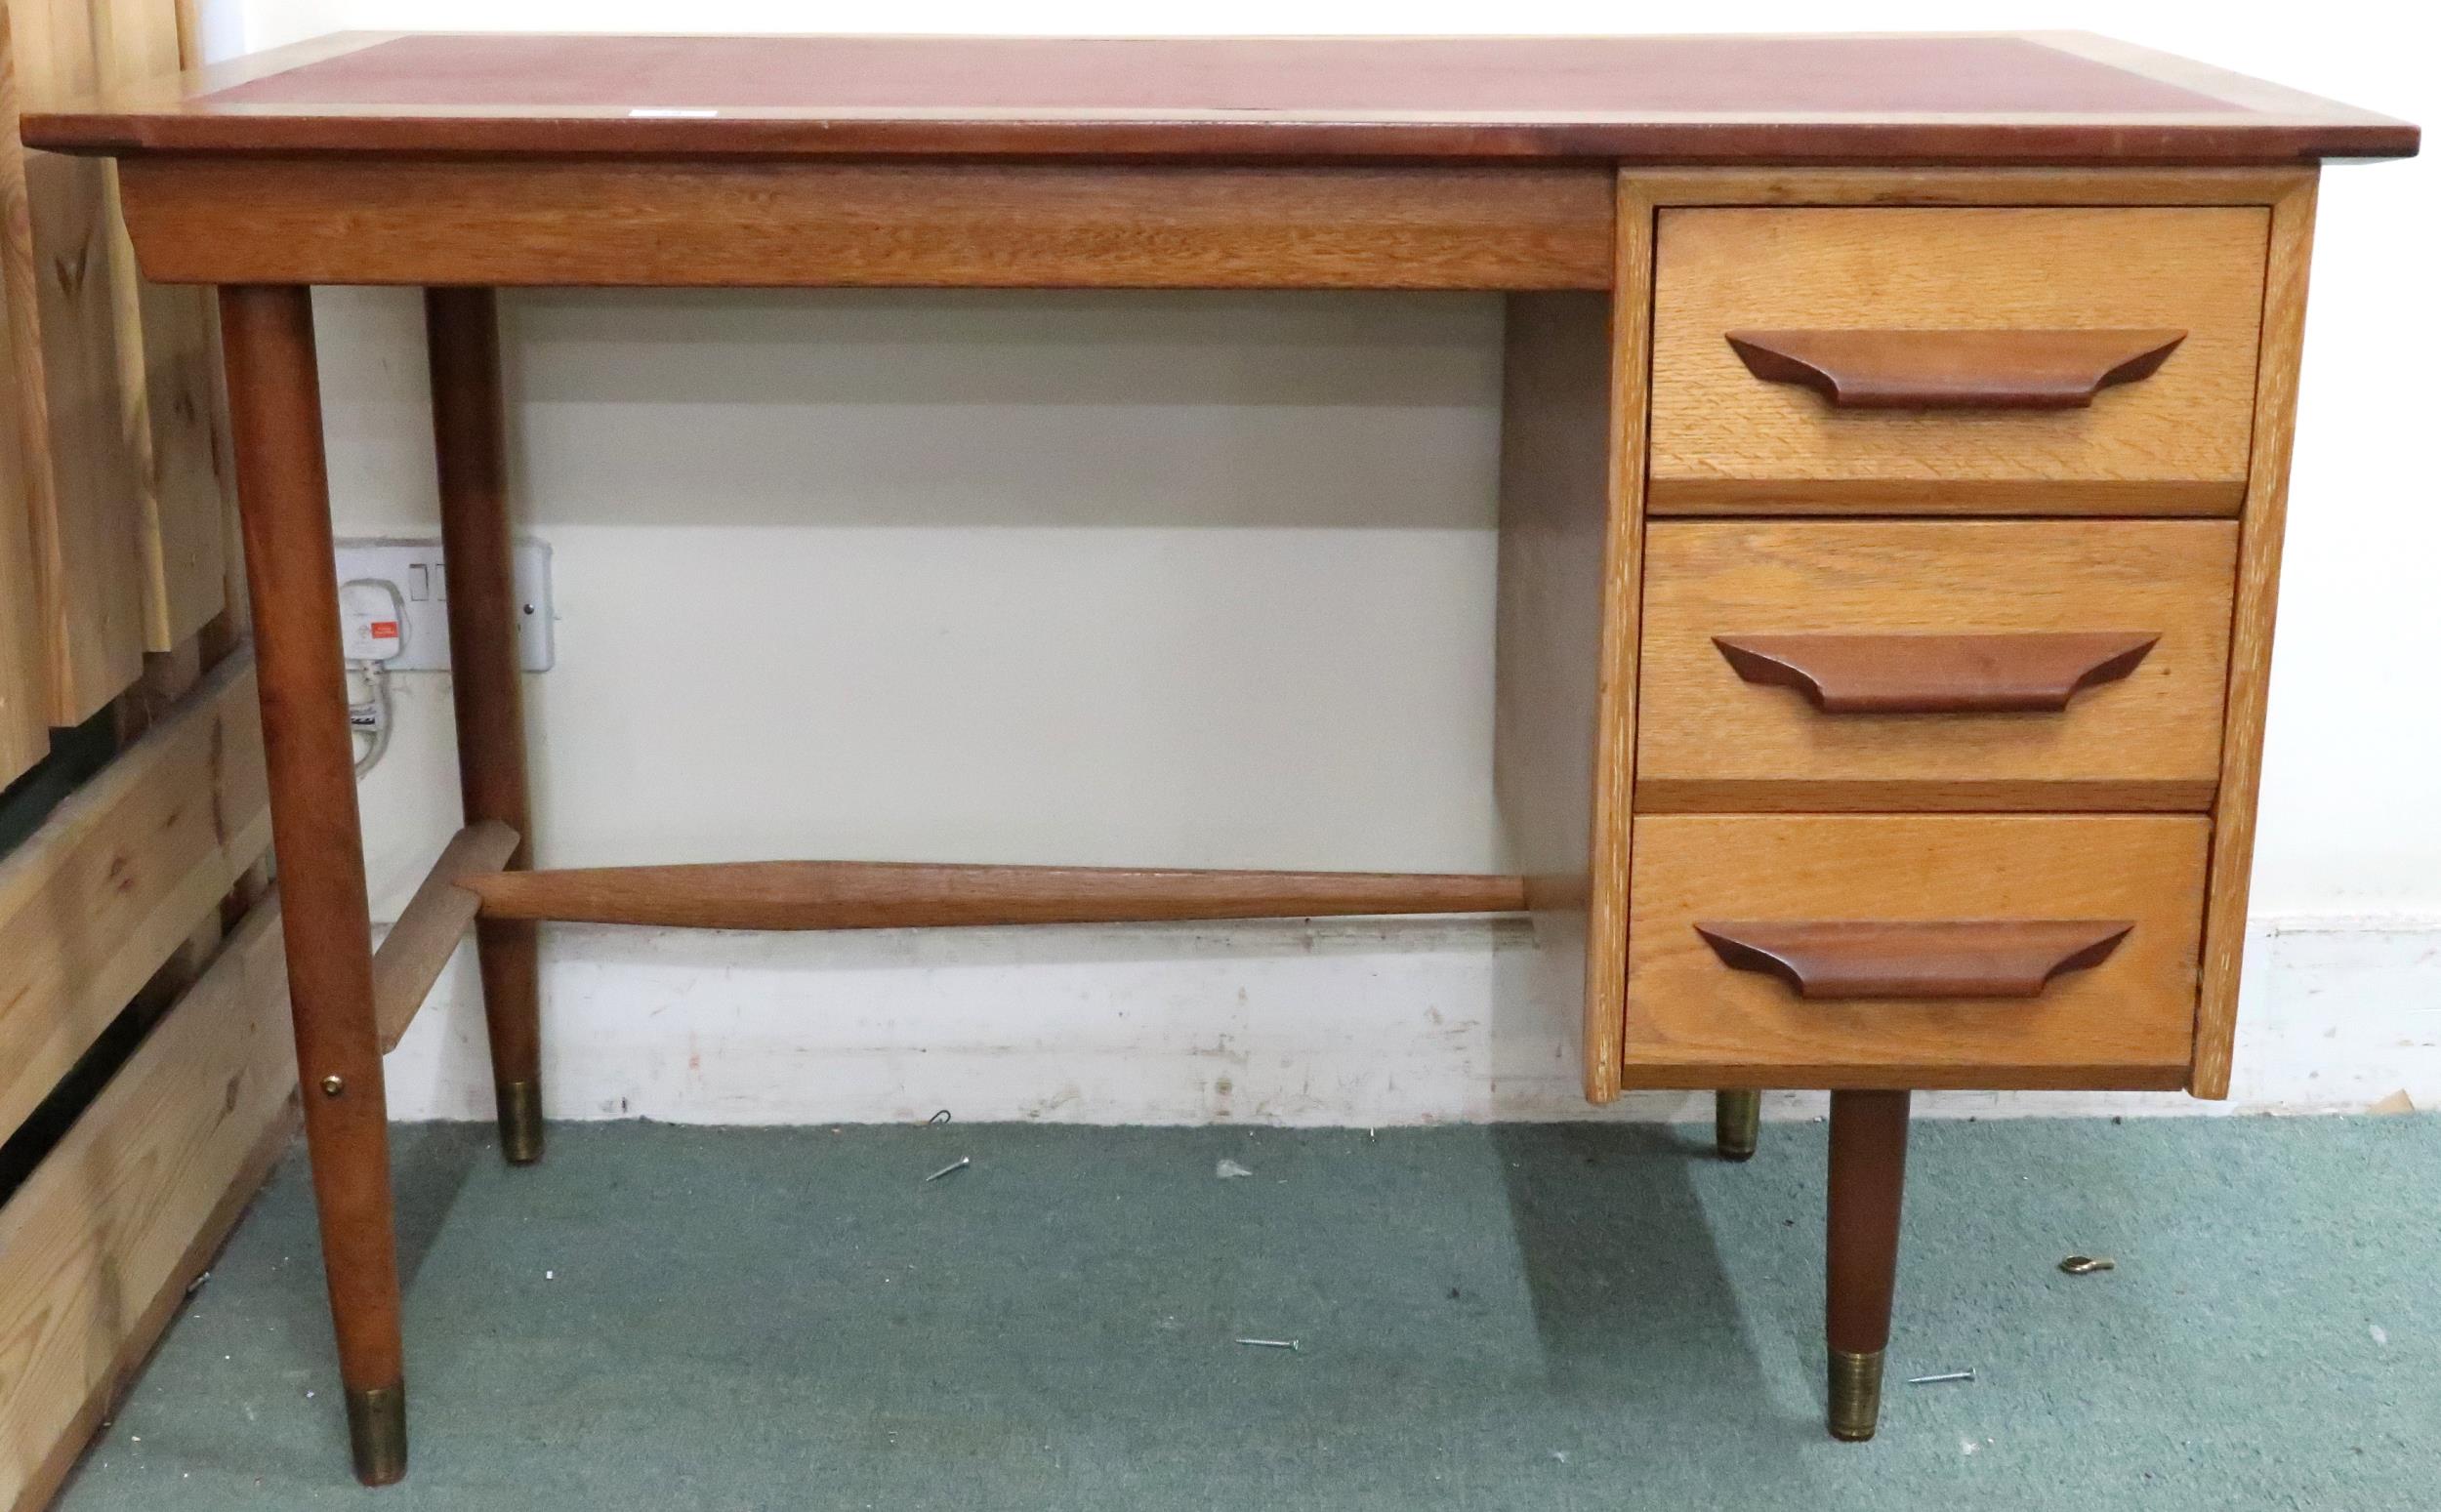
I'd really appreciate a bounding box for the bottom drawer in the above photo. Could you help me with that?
[1623,815,2205,1089]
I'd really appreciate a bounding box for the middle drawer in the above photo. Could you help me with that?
[1636,519,2238,812]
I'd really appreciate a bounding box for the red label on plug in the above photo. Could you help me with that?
[370,621,398,639]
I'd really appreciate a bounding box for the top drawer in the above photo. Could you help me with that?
[1647,207,2269,515]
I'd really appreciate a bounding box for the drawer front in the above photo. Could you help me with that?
[1647,206,2269,514]
[1624,815,2206,1088]
[1636,520,2238,812]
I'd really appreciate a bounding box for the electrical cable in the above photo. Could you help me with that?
[350,659,392,778]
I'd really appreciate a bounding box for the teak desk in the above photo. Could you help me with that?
[23,31,2418,1485]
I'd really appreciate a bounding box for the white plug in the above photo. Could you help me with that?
[339,578,407,663]
[339,578,403,777]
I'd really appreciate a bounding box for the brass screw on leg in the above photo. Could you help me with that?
[319,1075,346,1098]
[1717,1090,1761,1162]
[1828,1347,1886,1442]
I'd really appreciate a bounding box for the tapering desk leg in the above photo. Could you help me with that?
[220,285,408,1487]
[1715,1090,1761,1161]
[1825,1089,1911,1442]
[425,287,543,1165]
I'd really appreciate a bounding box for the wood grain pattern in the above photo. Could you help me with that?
[1575,181,1657,1104]
[112,158,1616,290]
[1636,521,2237,813]
[1711,632,2160,715]
[1693,919,2132,999]
[1625,165,2314,210]
[1723,328,2187,410]
[465,860,1527,932]
[110,596,237,742]
[90,0,226,651]
[219,283,404,1465]
[1491,289,1634,1104]
[17,31,2419,162]
[1648,206,2269,514]
[0,225,42,782]
[425,286,542,1154]
[2,0,150,722]
[1622,815,2207,1088]
[0,650,268,1145]
[2192,175,2319,1100]
[1825,1091,1909,1358]
[371,820,517,1054]
[0,894,296,1512]
[126,268,228,647]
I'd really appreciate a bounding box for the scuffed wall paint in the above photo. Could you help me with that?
[380,917,2441,1125]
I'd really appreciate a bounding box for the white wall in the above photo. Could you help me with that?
[206,0,2440,1124]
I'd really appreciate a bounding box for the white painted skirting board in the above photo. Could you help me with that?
[376,915,2441,1125]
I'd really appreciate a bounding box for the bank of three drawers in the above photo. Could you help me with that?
[1622,201,2279,1091]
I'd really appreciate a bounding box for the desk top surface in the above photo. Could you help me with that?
[22,31,2417,164]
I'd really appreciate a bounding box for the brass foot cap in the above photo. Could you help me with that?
[497,1080,544,1166]
[1828,1348,1884,1442]
[1716,1091,1761,1163]
[345,1383,408,1486]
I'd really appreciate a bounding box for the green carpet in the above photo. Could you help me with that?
[55,1116,2438,1510]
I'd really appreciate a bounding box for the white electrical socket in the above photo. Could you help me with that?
[331,539,555,672]
[338,579,407,662]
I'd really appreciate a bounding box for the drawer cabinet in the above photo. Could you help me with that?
[1586,158,2358,1446]
[1635,519,2239,812]
[1621,191,2276,1108]
[1645,206,2270,514]
[1623,814,2208,1088]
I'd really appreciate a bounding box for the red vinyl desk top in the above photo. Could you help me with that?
[20,31,2419,163]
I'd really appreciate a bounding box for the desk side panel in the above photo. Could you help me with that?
[2192,173,2317,1099]
[1493,187,1642,1103]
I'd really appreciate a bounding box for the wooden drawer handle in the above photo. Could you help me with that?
[1693,920,2133,999]
[1713,632,2158,714]
[1723,329,2187,410]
